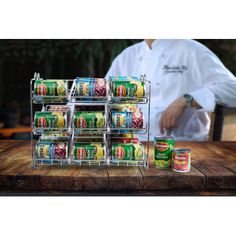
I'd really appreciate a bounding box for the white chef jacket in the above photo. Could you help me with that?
[105,39,236,141]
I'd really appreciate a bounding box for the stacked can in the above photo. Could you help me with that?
[34,112,67,128]
[74,112,105,128]
[112,111,143,129]
[111,76,145,98]
[72,143,105,161]
[75,78,106,97]
[35,80,68,96]
[112,143,144,161]
[36,142,68,160]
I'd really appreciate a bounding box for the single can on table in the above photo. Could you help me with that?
[34,112,67,128]
[154,136,174,169]
[51,143,68,159]
[112,143,144,161]
[35,143,51,159]
[72,143,105,160]
[75,78,106,97]
[172,148,191,172]
[74,112,105,128]
[111,111,143,129]
[34,80,67,96]
[112,80,145,97]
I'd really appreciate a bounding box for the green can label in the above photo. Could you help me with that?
[154,136,174,169]
[113,81,144,97]
[35,80,67,96]
[74,112,105,128]
[112,143,144,160]
[73,143,104,160]
[35,112,66,128]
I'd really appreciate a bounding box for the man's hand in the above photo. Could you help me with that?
[159,97,186,134]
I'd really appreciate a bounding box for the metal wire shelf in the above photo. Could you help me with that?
[30,73,151,168]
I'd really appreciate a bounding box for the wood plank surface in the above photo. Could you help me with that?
[0,140,235,193]
[140,165,205,190]
[181,142,236,190]
[107,167,142,190]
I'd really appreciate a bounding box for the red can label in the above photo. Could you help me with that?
[38,84,47,95]
[156,142,169,152]
[38,117,47,128]
[77,147,87,160]
[77,117,87,128]
[115,146,125,160]
[172,150,191,172]
[117,85,126,97]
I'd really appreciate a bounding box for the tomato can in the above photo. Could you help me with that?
[34,112,67,128]
[34,80,67,96]
[74,112,105,128]
[72,143,105,160]
[172,148,191,172]
[112,143,144,161]
[154,136,175,169]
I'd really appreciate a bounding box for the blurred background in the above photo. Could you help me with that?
[0,39,235,140]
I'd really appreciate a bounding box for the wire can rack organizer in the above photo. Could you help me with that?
[30,73,151,169]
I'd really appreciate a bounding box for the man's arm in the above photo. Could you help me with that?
[159,96,201,134]
[159,48,236,134]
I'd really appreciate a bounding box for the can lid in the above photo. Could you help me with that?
[173,148,191,152]
[154,136,174,140]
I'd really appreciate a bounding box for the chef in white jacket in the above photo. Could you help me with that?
[105,39,236,141]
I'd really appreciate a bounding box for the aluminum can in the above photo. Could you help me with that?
[172,148,191,172]
[154,136,175,169]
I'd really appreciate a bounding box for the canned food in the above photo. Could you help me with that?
[75,78,106,97]
[74,112,105,128]
[112,80,145,97]
[72,143,105,160]
[112,111,143,129]
[172,148,191,172]
[34,112,67,128]
[154,136,174,169]
[36,143,51,159]
[35,80,67,96]
[112,143,144,161]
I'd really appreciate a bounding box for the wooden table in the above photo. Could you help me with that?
[0,140,236,195]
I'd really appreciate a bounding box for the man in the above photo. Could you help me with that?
[105,39,236,141]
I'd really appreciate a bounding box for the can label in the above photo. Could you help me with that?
[154,136,174,169]
[112,111,143,129]
[74,112,105,128]
[36,142,68,160]
[75,78,106,97]
[35,112,66,128]
[112,112,131,128]
[51,143,68,159]
[35,80,67,96]
[112,80,144,97]
[36,143,51,159]
[172,149,191,172]
[112,143,144,161]
[73,143,104,160]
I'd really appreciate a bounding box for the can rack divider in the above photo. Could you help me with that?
[30,73,151,168]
